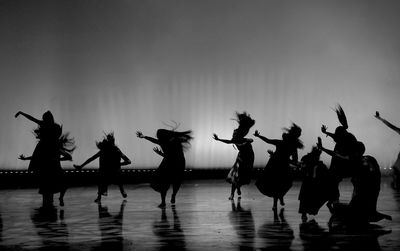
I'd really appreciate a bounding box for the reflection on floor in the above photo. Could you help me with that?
[0,179,399,250]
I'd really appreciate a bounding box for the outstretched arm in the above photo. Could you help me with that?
[375,111,400,135]
[18,154,32,161]
[73,152,100,169]
[15,111,41,124]
[317,137,349,160]
[213,133,250,145]
[321,125,335,139]
[136,131,160,145]
[253,130,280,145]
[213,133,234,144]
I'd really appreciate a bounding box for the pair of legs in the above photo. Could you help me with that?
[159,182,181,208]
[59,187,67,206]
[272,196,285,210]
[94,183,127,203]
[228,184,241,200]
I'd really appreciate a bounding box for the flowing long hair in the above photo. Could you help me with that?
[283,123,304,149]
[96,132,116,151]
[232,111,255,138]
[33,111,75,153]
[157,129,193,151]
[335,105,348,129]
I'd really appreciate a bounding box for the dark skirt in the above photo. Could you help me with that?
[256,157,292,198]
[226,152,254,186]
[151,157,185,193]
[298,177,330,215]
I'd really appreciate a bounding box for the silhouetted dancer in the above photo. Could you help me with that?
[298,146,330,221]
[321,105,357,209]
[254,123,303,210]
[318,137,391,225]
[213,112,255,200]
[375,111,400,189]
[137,126,193,208]
[16,111,74,208]
[74,133,131,203]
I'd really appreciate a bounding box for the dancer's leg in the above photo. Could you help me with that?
[229,184,236,200]
[171,182,181,204]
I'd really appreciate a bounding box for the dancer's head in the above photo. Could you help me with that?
[157,128,193,150]
[283,123,303,148]
[301,146,321,166]
[34,111,59,140]
[283,123,302,139]
[96,132,116,150]
[232,111,255,139]
[42,110,55,125]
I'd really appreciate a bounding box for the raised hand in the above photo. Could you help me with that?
[14,111,22,118]
[18,154,27,160]
[253,130,260,137]
[375,111,380,119]
[213,133,219,141]
[136,131,144,138]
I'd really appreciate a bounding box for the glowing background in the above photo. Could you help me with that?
[1,0,400,169]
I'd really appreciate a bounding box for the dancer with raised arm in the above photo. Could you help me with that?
[298,146,330,221]
[213,112,255,200]
[317,137,391,224]
[375,111,400,189]
[254,123,303,210]
[74,133,131,203]
[16,111,75,207]
[137,126,193,208]
[321,105,357,208]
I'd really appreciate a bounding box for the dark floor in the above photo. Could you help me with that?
[0,179,398,250]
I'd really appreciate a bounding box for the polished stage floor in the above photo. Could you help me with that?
[0,179,399,250]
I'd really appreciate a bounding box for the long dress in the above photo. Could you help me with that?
[151,141,185,193]
[331,155,391,223]
[298,156,330,215]
[29,123,65,196]
[256,140,298,198]
[98,146,126,195]
[327,132,357,201]
[226,139,255,186]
